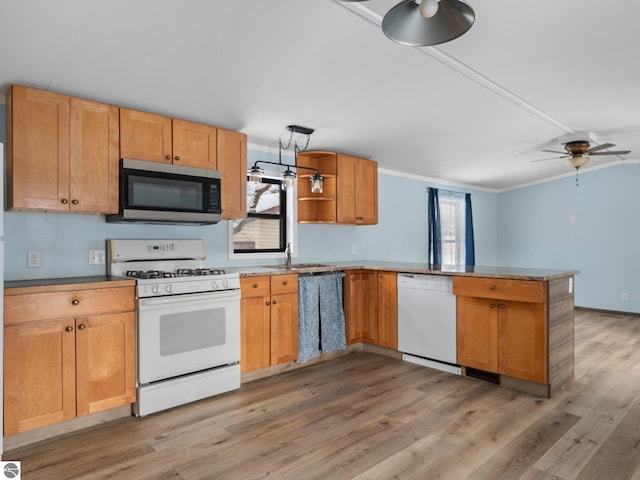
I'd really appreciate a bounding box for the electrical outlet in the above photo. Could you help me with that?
[28,250,40,268]
[89,249,106,265]
[351,244,357,255]
[622,292,629,302]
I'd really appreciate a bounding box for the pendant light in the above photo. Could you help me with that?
[247,125,324,193]
[382,0,475,47]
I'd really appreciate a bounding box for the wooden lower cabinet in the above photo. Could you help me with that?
[240,274,298,373]
[345,270,397,349]
[3,282,136,435]
[454,277,548,385]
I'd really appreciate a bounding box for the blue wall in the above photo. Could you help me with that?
[498,164,640,313]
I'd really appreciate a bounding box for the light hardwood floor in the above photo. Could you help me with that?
[6,308,640,480]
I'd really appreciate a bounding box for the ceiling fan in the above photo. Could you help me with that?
[533,140,631,170]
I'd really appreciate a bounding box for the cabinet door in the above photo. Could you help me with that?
[4,320,76,435]
[120,108,172,163]
[75,312,136,416]
[240,296,271,373]
[498,301,547,384]
[376,272,398,349]
[336,154,357,224]
[69,97,120,214]
[172,118,217,169]
[355,158,378,225]
[270,292,299,365]
[217,128,247,219]
[456,296,498,373]
[8,85,70,211]
[344,271,377,344]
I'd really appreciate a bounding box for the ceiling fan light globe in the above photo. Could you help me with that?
[566,155,590,169]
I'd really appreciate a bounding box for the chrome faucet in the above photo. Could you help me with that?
[285,243,292,268]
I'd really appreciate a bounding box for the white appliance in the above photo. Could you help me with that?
[397,273,460,375]
[108,239,241,416]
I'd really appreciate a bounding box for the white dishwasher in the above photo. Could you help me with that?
[397,273,461,375]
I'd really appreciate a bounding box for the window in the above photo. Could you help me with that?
[428,188,475,266]
[232,177,287,253]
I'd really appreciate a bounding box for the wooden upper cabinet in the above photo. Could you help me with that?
[120,108,217,169]
[119,108,173,164]
[172,118,217,169]
[217,128,247,219]
[8,85,70,211]
[337,154,378,225]
[7,85,119,214]
[70,97,120,214]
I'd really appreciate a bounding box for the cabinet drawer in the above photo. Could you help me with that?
[271,274,298,295]
[452,277,546,303]
[4,287,135,325]
[241,276,270,298]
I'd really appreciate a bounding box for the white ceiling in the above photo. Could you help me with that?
[1,0,639,190]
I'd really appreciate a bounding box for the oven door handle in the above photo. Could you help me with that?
[138,290,240,307]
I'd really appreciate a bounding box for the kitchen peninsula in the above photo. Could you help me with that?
[236,261,577,399]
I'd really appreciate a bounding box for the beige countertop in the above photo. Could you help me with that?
[4,276,135,294]
[229,261,578,281]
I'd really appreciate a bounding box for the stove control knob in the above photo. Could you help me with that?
[152,284,159,294]
[212,280,219,290]
[223,279,230,289]
[165,284,172,293]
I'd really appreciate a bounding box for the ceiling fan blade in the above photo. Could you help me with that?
[590,150,631,156]
[530,155,567,163]
[541,149,567,154]
[586,142,615,153]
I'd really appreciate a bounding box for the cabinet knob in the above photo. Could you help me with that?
[71,299,80,305]
[61,198,69,204]
[71,199,79,205]
[265,301,270,306]
[65,326,74,332]
[377,274,382,278]
[78,324,86,330]
[165,154,172,160]
[283,280,288,285]
[489,285,497,290]
[253,283,258,288]
[272,299,278,305]
[498,303,505,309]
[490,303,497,309]
[174,156,180,161]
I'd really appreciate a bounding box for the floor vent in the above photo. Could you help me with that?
[465,367,500,384]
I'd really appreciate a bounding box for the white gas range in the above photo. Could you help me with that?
[108,239,241,416]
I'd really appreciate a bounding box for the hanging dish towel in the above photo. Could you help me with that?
[297,275,321,363]
[318,272,347,353]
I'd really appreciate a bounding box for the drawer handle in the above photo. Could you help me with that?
[71,299,80,305]
[253,283,258,288]
[489,285,497,290]
[272,299,278,305]
[283,280,288,285]
[78,324,86,330]
[65,326,74,332]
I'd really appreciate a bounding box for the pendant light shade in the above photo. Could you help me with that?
[382,0,475,47]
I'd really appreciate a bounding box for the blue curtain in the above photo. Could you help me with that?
[427,187,441,264]
[297,273,347,363]
[465,193,475,266]
[427,188,475,266]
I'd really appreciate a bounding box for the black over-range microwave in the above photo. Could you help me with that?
[107,159,222,225]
